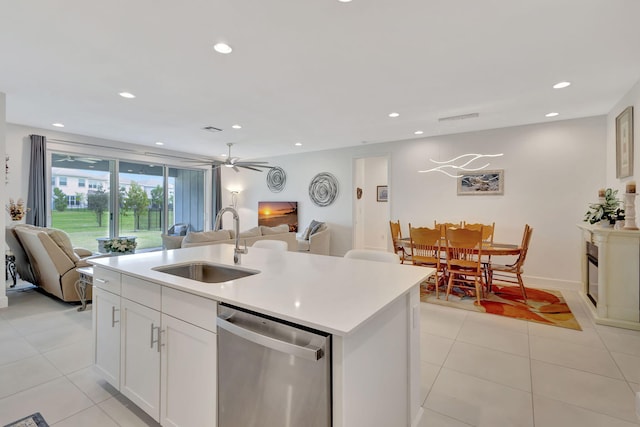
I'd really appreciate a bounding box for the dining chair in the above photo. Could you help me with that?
[389,220,411,263]
[487,224,533,302]
[445,227,485,306]
[409,224,446,298]
[344,249,400,264]
[463,222,495,243]
[434,221,462,238]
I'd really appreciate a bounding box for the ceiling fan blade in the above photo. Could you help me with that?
[237,163,273,169]
[78,158,97,164]
[233,166,240,172]
[240,165,264,172]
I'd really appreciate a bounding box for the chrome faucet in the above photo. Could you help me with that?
[214,206,247,264]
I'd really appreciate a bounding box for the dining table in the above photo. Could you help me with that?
[399,237,522,292]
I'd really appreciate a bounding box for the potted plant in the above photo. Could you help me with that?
[104,237,137,254]
[584,188,623,226]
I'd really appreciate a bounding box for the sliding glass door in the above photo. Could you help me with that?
[50,153,113,252]
[50,151,206,253]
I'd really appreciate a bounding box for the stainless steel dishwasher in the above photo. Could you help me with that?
[217,303,332,427]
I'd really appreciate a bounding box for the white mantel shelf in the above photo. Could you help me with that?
[577,223,640,331]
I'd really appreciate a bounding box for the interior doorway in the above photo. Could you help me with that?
[353,155,390,251]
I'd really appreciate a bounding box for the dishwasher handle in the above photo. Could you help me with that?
[217,316,325,361]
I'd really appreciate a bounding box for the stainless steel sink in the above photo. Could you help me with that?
[153,262,259,283]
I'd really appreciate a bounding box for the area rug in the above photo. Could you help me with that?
[3,412,49,427]
[420,282,581,331]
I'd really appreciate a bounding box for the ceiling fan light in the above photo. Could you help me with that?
[224,164,234,168]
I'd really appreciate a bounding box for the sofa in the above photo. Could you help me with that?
[296,221,330,255]
[10,224,96,302]
[162,224,297,251]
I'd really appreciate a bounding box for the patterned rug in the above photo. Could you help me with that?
[420,282,581,330]
[3,412,49,427]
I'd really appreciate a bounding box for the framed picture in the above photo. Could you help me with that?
[616,106,634,179]
[457,170,504,196]
[377,185,388,202]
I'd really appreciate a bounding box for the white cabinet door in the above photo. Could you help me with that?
[93,287,121,389]
[161,314,217,427]
[120,298,161,422]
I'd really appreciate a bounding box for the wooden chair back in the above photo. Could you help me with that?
[445,227,484,274]
[514,224,533,270]
[409,225,441,264]
[463,222,495,243]
[389,220,409,262]
[434,221,462,238]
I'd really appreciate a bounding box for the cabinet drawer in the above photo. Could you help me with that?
[93,266,121,295]
[121,275,161,310]
[162,287,217,333]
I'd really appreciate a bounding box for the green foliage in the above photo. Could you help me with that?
[123,181,150,230]
[87,186,109,226]
[53,187,67,211]
[584,188,623,224]
[151,185,163,209]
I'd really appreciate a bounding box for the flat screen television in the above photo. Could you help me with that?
[258,201,298,232]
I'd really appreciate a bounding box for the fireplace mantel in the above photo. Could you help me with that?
[577,223,640,330]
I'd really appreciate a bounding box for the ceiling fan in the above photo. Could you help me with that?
[190,143,272,172]
[55,155,100,164]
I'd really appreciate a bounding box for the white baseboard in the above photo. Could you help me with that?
[521,275,581,291]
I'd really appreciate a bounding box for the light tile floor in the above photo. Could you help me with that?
[1,281,640,427]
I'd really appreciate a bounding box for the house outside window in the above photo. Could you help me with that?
[78,178,85,187]
[59,176,67,186]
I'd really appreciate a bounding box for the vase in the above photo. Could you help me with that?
[599,220,614,228]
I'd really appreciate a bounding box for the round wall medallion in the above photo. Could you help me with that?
[309,172,339,207]
[266,167,286,192]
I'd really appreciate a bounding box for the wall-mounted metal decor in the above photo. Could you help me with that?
[309,172,339,207]
[266,166,287,192]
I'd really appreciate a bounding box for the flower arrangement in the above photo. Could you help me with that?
[584,188,623,225]
[104,237,137,253]
[6,198,29,221]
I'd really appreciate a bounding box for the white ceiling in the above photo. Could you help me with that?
[1,0,639,161]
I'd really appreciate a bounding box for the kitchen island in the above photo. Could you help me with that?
[90,244,433,427]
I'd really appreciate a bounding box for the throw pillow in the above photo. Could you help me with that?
[260,224,289,235]
[305,220,325,240]
[239,226,262,238]
[182,230,231,245]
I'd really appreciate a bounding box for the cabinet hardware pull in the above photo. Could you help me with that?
[95,278,108,284]
[111,306,119,327]
[151,324,161,349]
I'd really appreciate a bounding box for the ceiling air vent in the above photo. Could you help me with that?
[202,126,223,132]
[438,113,479,122]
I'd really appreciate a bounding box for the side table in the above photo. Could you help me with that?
[75,266,93,312]
[5,251,16,287]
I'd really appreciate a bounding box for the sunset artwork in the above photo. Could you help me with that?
[258,201,298,232]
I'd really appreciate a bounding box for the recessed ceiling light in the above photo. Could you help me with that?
[338,0,353,2]
[231,124,242,129]
[155,141,164,146]
[414,130,424,135]
[52,123,64,128]
[545,112,559,117]
[119,92,136,99]
[388,112,400,118]
[553,81,571,89]
[294,142,303,147]
[213,42,233,54]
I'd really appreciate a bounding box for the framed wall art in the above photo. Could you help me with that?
[377,185,388,202]
[457,170,504,196]
[616,106,634,179]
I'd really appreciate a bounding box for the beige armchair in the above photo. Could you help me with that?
[14,226,96,302]
[297,223,330,255]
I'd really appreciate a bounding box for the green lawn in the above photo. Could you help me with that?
[51,209,173,252]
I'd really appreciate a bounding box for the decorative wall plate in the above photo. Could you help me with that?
[266,167,286,192]
[309,172,339,207]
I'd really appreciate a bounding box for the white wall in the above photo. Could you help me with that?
[1,93,7,308]
[224,116,607,288]
[362,156,388,250]
[607,79,640,192]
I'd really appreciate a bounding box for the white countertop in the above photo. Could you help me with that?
[90,244,433,336]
